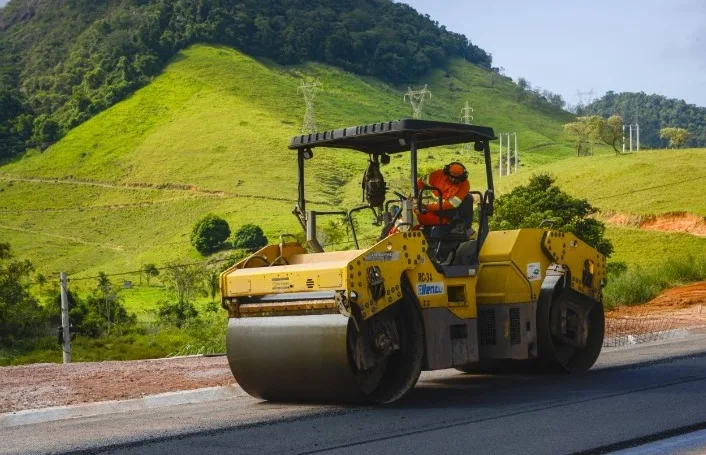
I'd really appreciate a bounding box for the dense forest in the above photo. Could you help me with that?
[0,0,492,160]
[583,91,706,148]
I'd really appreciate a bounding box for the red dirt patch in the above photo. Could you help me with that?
[0,356,234,413]
[640,212,706,236]
[605,282,706,339]
[604,212,706,236]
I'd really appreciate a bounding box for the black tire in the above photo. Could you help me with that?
[350,289,425,403]
[536,277,604,374]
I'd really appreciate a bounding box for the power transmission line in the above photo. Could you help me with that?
[68,258,230,282]
[404,85,432,119]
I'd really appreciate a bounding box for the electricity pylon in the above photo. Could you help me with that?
[298,79,322,133]
[460,101,474,124]
[404,85,432,119]
[460,101,474,154]
[576,88,595,106]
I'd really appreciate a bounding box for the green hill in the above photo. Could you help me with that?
[0,0,493,160]
[0,44,575,278]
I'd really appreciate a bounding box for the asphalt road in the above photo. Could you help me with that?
[4,330,706,455]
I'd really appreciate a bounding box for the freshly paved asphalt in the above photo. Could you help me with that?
[4,329,706,455]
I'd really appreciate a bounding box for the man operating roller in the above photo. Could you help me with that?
[416,162,470,227]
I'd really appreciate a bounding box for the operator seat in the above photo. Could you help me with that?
[422,194,475,265]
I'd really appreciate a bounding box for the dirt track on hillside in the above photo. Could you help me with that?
[1,282,705,414]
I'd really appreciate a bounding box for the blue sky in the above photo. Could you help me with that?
[404,0,706,108]
[1,0,704,107]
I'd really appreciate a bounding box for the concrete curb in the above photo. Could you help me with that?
[0,386,239,428]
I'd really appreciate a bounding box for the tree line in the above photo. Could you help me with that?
[0,0,492,161]
[583,91,706,148]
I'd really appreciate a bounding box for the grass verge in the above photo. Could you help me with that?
[603,254,706,309]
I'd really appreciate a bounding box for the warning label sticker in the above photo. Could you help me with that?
[363,251,400,262]
[527,262,542,282]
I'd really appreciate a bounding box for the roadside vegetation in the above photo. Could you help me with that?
[603,255,706,309]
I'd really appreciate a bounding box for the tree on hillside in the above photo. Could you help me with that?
[488,66,504,87]
[516,77,529,101]
[158,262,204,328]
[191,214,231,255]
[0,243,46,347]
[233,224,268,252]
[564,118,592,156]
[564,115,621,155]
[600,115,624,153]
[142,263,159,286]
[490,174,613,257]
[660,127,690,148]
[95,272,123,334]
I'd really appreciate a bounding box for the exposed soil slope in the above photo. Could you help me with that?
[605,212,706,236]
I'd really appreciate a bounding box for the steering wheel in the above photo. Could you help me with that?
[416,185,443,215]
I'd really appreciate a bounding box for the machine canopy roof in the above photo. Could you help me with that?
[289,119,496,154]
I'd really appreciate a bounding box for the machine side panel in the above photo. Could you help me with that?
[476,302,534,360]
[422,308,479,370]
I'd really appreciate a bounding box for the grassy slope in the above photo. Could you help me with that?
[1,43,702,291]
[0,44,574,281]
[495,148,706,216]
[495,148,706,268]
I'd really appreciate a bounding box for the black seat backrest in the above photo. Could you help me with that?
[437,194,474,228]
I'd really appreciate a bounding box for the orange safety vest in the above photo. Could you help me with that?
[416,169,470,226]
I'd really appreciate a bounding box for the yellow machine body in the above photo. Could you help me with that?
[220,119,607,403]
[221,228,605,379]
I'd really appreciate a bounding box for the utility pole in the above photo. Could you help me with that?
[506,133,511,175]
[514,132,519,173]
[498,134,503,177]
[622,124,626,153]
[634,107,641,152]
[298,79,322,134]
[404,85,432,119]
[60,272,71,364]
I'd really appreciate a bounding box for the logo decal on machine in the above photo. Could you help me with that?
[527,262,542,282]
[417,282,445,296]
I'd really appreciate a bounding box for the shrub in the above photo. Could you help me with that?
[232,224,268,251]
[191,214,231,255]
[491,173,613,256]
[156,300,198,328]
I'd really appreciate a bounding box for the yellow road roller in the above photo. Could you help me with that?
[220,119,606,403]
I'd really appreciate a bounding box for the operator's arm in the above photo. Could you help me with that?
[425,180,470,211]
